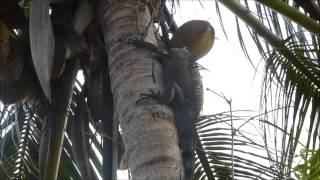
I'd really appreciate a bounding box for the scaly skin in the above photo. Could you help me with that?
[165,21,213,179]
[133,19,212,179]
[163,48,203,180]
[134,41,203,180]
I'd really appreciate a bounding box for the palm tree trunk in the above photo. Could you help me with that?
[98,0,184,178]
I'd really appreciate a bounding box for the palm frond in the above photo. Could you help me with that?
[0,102,82,179]
[262,37,320,173]
[0,77,107,179]
[215,0,320,177]
[0,104,38,179]
[195,111,287,179]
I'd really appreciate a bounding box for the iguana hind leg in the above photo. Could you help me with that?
[136,87,174,105]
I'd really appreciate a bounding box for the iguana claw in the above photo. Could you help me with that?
[136,89,169,105]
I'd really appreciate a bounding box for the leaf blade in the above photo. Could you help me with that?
[29,0,54,100]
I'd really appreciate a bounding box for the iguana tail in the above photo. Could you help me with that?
[175,107,197,180]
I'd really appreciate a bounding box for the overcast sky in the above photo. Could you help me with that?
[173,1,264,114]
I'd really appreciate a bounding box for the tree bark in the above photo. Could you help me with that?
[99,0,184,179]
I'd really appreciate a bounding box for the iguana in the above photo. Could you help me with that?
[132,41,203,180]
[133,20,214,180]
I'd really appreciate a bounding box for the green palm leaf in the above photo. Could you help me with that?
[195,111,288,179]
[215,0,320,177]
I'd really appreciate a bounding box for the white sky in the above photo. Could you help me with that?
[173,2,264,114]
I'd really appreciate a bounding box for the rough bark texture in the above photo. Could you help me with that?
[99,0,184,179]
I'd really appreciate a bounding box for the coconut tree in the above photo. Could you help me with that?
[0,0,319,179]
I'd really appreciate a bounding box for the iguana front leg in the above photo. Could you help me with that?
[131,39,199,180]
[136,80,183,105]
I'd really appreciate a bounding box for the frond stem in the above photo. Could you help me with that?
[255,0,320,35]
[217,0,320,89]
[42,59,80,180]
